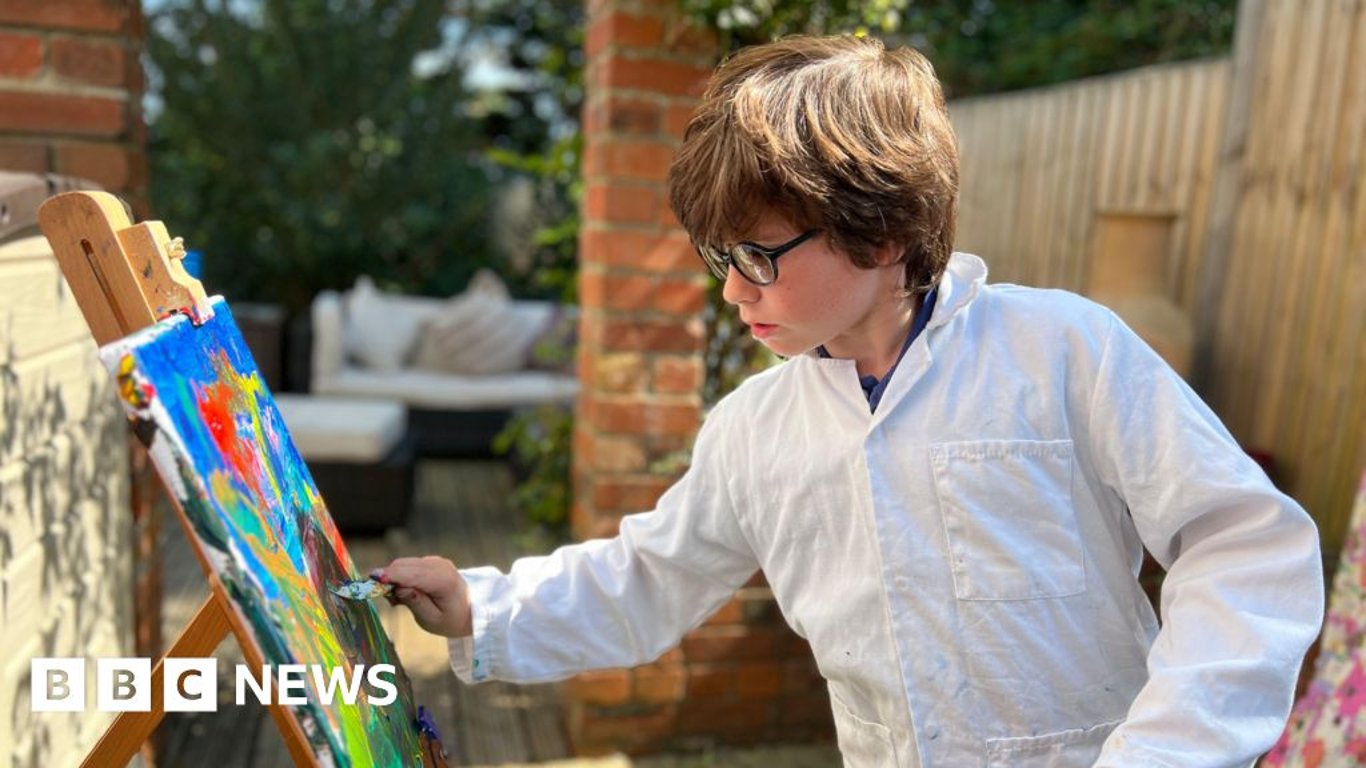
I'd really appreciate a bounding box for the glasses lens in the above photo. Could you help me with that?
[732,245,776,285]
[697,245,730,280]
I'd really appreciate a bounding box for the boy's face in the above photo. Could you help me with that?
[720,214,907,359]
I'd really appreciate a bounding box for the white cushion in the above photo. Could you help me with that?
[275,395,407,462]
[310,290,345,387]
[379,291,445,316]
[343,277,432,371]
[319,368,577,410]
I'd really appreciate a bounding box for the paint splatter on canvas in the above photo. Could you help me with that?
[99,298,437,767]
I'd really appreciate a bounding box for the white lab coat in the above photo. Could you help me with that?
[450,253,1324,767]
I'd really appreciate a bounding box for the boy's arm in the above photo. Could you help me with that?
[1082,312,1324,767]
[450,406,758,685]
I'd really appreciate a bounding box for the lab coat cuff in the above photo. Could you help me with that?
[448,566,506,683]
[446,635,477,682]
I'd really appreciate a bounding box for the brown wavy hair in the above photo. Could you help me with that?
[667,35,959,294]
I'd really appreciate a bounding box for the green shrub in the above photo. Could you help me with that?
[146,0,500,311]
[493,405,574,541]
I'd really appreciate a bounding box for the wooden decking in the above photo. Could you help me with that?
[154,460,572,767]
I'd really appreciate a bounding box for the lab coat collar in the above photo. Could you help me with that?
[865,251,987,424]
[926,251,988,330]
[795,252,988,424]
[798,251,988,361]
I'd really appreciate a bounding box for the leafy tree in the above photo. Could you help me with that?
[893,0,1238,99]
[146,0,499,311]
[457,0,585,302]
[454,0,584,155]
[679,0,1237,99]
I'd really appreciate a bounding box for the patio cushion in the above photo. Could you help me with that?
[410,270,555,376]
[311,290,345,387]
[343,276,433,371]
[275,394,407,463]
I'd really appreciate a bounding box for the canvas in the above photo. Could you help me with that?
[98,297,438,767]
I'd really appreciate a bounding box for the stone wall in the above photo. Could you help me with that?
[0,2,149,764]
[0,225,133,767]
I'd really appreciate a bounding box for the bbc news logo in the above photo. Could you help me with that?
[31,658,398,712]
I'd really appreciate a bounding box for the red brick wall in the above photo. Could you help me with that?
[571,0,833,755]
[0,0,149,215]
[564,575,835,755]
[573,0,714,552]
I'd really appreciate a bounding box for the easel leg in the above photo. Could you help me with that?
[81,596,231,768]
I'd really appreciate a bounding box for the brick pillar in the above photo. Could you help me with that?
[574,0,713,557]
[571,0,834,755]
[0,0,149,215]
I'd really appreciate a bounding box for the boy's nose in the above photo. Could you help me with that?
[721,266,760,305]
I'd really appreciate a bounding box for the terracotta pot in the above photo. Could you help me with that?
[1086,212,1194,379]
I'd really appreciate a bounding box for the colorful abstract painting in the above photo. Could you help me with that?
[98,298,439,767]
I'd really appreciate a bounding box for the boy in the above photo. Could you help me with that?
[379,35,1324,766]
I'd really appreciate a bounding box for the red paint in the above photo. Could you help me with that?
[197,380,267,502]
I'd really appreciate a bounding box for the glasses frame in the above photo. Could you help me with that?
[696,229,821,286]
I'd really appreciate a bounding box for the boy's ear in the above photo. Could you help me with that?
[873,241,905,267]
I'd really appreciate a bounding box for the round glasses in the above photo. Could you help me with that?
[696,229,821,286]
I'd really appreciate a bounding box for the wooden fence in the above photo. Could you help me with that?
[948,0,1365,550]
[953,57,1231,308]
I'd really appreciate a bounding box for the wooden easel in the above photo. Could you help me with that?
[38,191,321,767]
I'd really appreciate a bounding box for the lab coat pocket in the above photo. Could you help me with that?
[930,440,1083,600]
[984,718,1121,767]
[830,690,897,767]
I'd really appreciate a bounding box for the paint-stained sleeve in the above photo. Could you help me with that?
[448,402,758,684]
[1080,311,1325,767]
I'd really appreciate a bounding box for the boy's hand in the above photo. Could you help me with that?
[373,557,473,638]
